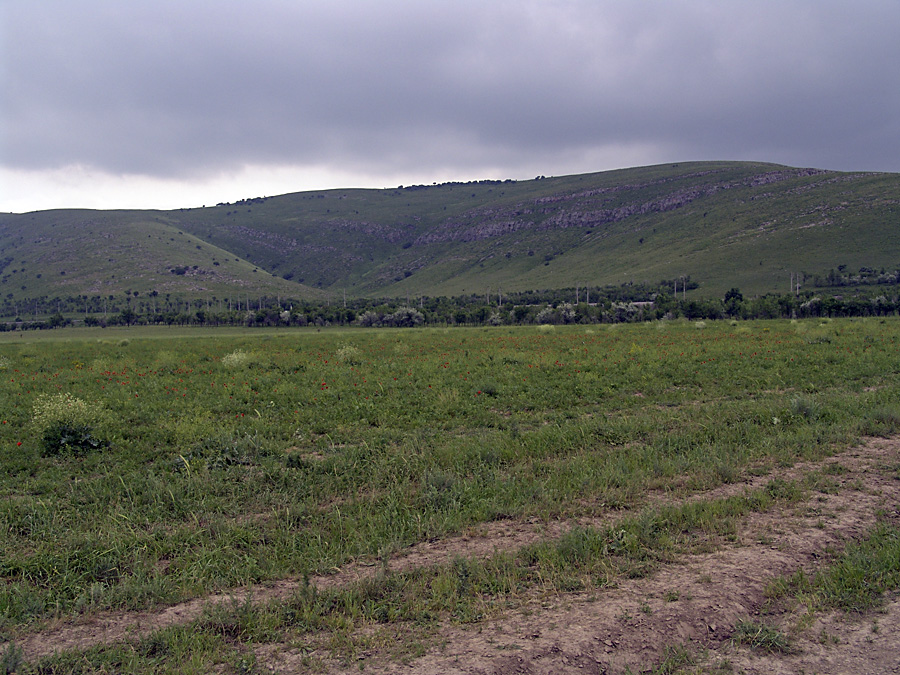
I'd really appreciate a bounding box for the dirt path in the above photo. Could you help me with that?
[260,438,900,674]
[15,438,900,673]
[14,515,584,660]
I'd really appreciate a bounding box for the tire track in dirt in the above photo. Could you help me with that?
[14,438,899,666]
[258,438,900,674]
[14,518,583,660]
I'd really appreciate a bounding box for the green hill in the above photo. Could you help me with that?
[2,161,898,306]
[0,209,323,303]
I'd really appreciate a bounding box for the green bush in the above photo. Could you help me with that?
[31,392,110,433]
[221,349,252,369]
[31,392,112,457]
[41,422,110,456]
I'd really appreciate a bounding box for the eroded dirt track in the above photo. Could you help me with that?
[16,438,900,674]
[266,438,900,674]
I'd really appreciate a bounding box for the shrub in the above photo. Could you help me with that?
[32,393,111,457]
[355,310,382,327]
[221,349,251,369]
[535,306,557,324]
[790,396,820,421]
[32,392,109,434]
[42,422,110,457]
[336,344,361,364]
[384,307,424,327]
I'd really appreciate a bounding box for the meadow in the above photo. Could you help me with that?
[2,318,900,673]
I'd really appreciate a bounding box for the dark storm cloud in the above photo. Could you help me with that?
[2,0,899,184]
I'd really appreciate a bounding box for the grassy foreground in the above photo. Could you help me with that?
[2,318,900,671]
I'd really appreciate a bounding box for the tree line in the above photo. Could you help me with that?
[2,280,899,331]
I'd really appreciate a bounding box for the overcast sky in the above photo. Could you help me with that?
[2,1,899,213]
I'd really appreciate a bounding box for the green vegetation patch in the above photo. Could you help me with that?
[773,520,900,613]
[732,619,794,653]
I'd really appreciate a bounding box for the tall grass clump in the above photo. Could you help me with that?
[31,392,111,456]
[732,620,793,653]
[336,344,362,364]
[789,396,820,421]
[221,349,252,369]
[859,406,900,437]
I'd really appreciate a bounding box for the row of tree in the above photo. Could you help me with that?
[3,286,900,331]
[0,278,699,322]
[810,265,900,288]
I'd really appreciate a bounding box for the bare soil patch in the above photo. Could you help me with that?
[709,597,900,675]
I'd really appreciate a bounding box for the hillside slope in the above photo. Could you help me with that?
[2,161,898,302]
[0,210,323,302]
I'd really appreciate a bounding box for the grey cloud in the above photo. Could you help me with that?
[2,0,899,183]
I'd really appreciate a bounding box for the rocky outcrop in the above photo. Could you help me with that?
[415,168,833,245]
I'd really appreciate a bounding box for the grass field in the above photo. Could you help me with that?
[2,319,900,673]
